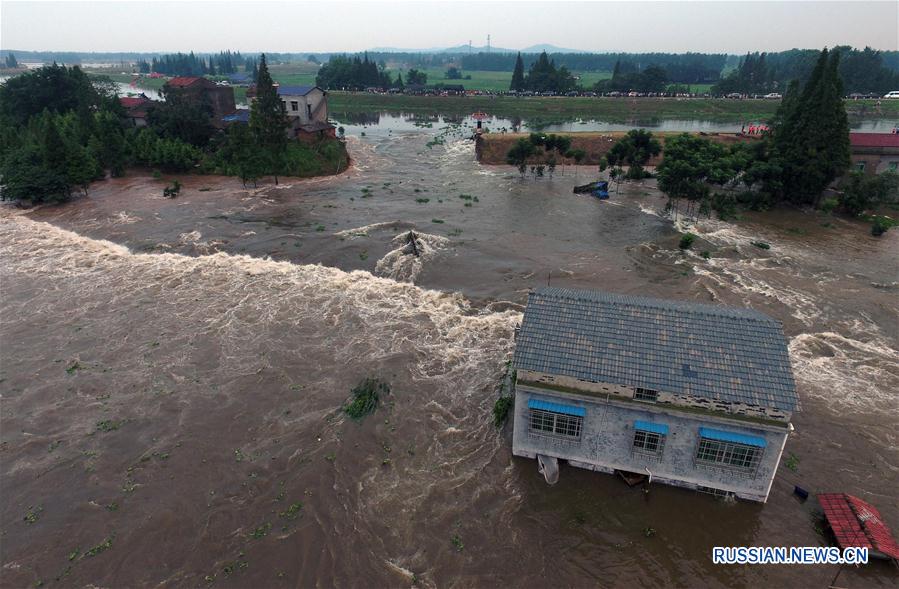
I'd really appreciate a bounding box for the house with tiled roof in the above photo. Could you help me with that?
[244,84,334,142]
[849,132,899,175]
[162,76,236,129]
[119,93,153,127]
[511,288,799,502]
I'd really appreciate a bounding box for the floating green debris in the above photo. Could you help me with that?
[343,378,388,420]
[23,505,43,524]
[251,522,271,539]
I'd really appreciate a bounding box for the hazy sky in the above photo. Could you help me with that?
[2,1,897,54]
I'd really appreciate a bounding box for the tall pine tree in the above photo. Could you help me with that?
[510,53,525,91]
[768,48,850,205]
[249,54,289,184]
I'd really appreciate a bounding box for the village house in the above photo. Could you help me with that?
[246,84,335,142]
[162,76,236,128]
[511,288,799,503]
[119,94,152,127]
[849,132,899,175]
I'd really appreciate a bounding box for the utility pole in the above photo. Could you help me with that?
[487,34,491,53]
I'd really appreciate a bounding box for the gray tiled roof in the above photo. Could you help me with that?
[514,288,799,411]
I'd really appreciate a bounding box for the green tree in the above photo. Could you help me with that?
[0,145,64,203]
[445,67,462,80]
[657,134,741,218]
[41,115,71,198]
[768,48,850,205]
[510,53,525,91]
[249,53,290,184]
[406,69,427,85]
[66,143,101,195]
[838,171,899,216]
[5,53,18,68]
[506,137,536,177]
[148,89,215,147]
[602,130,662,179]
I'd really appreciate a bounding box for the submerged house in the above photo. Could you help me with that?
[246,84,335,142]
[511,288,799,503]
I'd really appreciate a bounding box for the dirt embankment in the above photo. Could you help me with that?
[476,131,761,165]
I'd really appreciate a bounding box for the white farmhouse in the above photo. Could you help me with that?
[511,288,799,503]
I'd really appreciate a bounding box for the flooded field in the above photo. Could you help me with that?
[1,119,897,588]
[330,111,896,134]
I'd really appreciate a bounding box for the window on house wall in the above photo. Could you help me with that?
[633,430,663,454]
[291,101,299,112]
[306,104,312,118]
[855,162,866,171]
[695,438,763,472]
[281,100,287,112]
[889,162,898,172]
[634,387,658,402]
[632,420,667,458]
[527,399,584,442]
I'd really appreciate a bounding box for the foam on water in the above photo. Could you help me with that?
[374,230,451,283]
[789,330,899,412]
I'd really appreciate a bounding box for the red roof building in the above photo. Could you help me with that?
[849,132,899,149]
[818,493,899,561]
[162,77,235,129]
[849,132,899,175]
[166,76,210,88]
[119,94,153,127]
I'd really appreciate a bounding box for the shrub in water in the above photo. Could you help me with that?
[343,378,388,420]
[678,233,696,250]
[493,396,514,427]
[871,215,897,236]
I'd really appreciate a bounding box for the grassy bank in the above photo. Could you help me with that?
[476,131,760,165]
[329,92,898,123]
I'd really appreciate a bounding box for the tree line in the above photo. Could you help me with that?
[467,51,728,83]
[714,46,899,95]
[141,51,244,76]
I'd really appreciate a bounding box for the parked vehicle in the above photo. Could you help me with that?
[764,93,782,99]
[884,91,899,99]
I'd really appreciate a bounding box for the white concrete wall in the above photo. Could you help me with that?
[280,89,327,124]
[511,383,792,502]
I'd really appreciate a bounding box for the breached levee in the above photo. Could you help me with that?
[0,213,518,383]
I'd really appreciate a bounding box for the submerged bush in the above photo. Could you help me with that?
[343,378,388,420]
[870,215,897,237]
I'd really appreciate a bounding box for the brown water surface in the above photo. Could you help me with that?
[1,122,897,588]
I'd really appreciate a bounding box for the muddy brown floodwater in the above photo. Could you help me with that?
[2,119,898,588]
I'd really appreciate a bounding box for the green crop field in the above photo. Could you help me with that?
[407,67,612,92]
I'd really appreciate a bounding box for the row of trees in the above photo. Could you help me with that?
[714,46,899,95]
[466,51,728,83]
[509,52,577,93]
[595,61,669,93]
[506,132,586,178]
[4,53,18,69]
[142,51,244,76]
[315,54,392,90]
